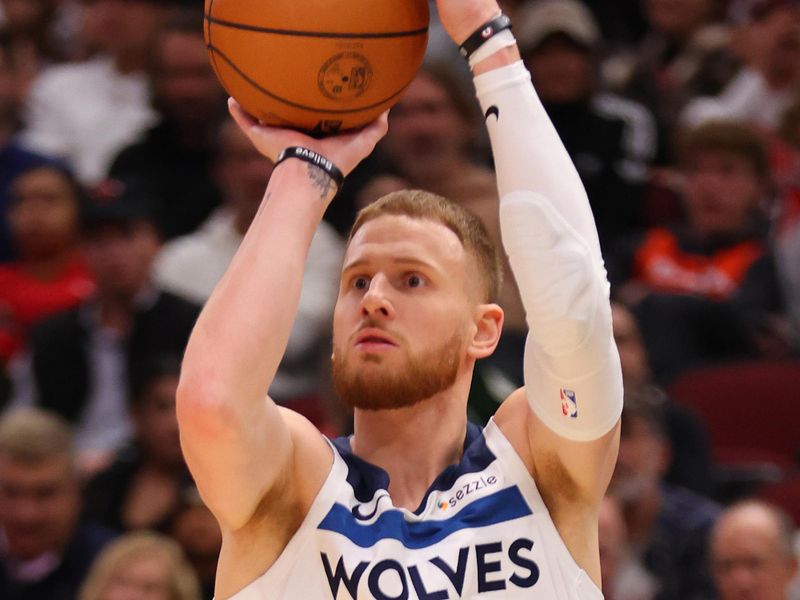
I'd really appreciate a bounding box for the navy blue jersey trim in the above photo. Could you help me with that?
[318,485,532,549]
[331,422,496,514]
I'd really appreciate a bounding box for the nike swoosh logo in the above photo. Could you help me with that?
[351,493,390,521]
[484,105,500,122]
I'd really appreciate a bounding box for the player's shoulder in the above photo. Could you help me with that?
[278,406,335,488]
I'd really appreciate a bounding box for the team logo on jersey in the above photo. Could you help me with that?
[352,493,390,522]
[561,388,578,418]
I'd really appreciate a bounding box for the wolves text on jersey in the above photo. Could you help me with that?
[321,537,540,599]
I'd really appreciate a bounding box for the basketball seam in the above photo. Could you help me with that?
[204,14,428,39]
[207,43,410,115]
[206,0,229,102]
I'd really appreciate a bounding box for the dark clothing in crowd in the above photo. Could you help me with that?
[545,98,652,251]
[84,445,195,533]
[0,522,115,600]
[662,400,715,497]
[0,140,56,262]
[108,122,222,240]
[29,290,199,424]
[647,484,720,600]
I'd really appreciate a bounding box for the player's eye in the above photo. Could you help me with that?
[406,274,423,288]
[353,276,370,290]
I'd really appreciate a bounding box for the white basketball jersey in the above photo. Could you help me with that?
[228,419,604,599]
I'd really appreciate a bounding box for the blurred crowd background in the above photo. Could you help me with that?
[0,0,798,598]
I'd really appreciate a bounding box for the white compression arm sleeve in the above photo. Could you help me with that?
[474,61,622,442]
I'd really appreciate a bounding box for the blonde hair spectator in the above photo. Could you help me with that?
[80,532,201,600]
[0,406,74,464]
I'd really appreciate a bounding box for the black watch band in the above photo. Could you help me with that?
[459,14,512,59]
[275,146,345,192]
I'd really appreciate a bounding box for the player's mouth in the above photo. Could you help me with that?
[354,328,398,351]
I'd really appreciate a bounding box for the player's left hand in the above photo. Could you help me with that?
[228,98,388,177]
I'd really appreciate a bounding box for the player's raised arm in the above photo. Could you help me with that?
[177,102,387,531]
[440,0,623,505]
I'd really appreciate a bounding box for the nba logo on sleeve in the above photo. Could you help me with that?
[560,388,578,418]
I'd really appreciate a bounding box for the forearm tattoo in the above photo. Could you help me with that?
[307,163,335,200]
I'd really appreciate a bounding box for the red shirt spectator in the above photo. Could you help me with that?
[0,164,93,362]
[0,253,94,360]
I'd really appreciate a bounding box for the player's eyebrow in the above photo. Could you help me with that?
[342,256,441,275]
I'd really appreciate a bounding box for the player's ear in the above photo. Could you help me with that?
[467,303,504,360]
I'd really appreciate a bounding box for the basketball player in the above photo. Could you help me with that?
[178,0,623,598]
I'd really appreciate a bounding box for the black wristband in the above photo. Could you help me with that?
[275,146,345,191]
[459,14,512,59]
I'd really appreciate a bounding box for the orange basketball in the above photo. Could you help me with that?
[204,0,429,135]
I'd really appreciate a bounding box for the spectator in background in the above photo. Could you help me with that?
[167,486,221,599]
[683,0,800,130]
[609,387,721,600]
[0,408,116,600]
[79,532,200,600]
[603,0,739,142]
[517,0,658,251]
[609,120,785,381]
[154,121,344,413]
[772,98,800,341]
[109,10,227,240]
[0,46,54,261]
[612,301,714,495]
[0,0,65,94]
[0,165,95,362]
[599,495,658,600]
[21,0,187,183]
[12,183,199,474]
[83,354,193,533]
[710,500,798,600]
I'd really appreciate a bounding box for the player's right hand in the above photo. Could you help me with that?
[228,98,388,177]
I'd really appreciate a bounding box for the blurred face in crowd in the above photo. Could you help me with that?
[683,150,765,238]
[82,220,160,301]
[1,0,55,35]
[7,167,80,260]
[711,504,798,600]
[132,374,183,469]
[744,4,800,84]
[99,553,173,600]
[0,453,80,560]
[645,0,715,38]
[152,29,225,127]
[170,500,222,587]
[85,0,169,61]
[383,72,471,179]
[609,414,669,504]
[612,303,652,386]
[215,122,274,232]
[525,35,594,104]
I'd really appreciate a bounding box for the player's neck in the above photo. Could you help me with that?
[351,382,470,511]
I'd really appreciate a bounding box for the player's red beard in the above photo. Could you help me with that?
[332,329,465,411]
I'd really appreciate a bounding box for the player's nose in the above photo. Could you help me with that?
[360,275,395,320]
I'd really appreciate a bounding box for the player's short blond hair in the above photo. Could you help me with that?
[80,532,201,600]
[349,190,503,303]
